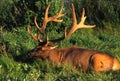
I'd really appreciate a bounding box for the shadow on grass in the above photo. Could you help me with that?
[14,52,35,64]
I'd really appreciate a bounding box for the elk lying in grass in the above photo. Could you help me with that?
[28,3,120,73]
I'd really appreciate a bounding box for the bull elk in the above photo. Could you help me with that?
[28,3,120,73]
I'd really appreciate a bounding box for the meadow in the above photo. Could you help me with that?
[0,23,120,81]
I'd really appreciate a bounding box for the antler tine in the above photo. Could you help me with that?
[28,25,44,42]
[45,34,50,46]
[65,3,96,38]
[65,3,77,38]
[51,8,64,23]
[78,8,96,28]
[28,25,38,41]
[34,4,50,34]
[34,16,42,33]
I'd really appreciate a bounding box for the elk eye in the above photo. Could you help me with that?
[35,48,42,51]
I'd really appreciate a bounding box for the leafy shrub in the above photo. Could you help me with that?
[0,0,120,30]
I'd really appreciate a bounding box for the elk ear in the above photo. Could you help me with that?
[41,46,57,50]
[49,46,57,49]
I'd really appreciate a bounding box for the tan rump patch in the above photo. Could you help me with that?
[92,53,113,72]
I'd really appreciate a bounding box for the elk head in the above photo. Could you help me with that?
[28,3,96,59]
[28,45,56,59]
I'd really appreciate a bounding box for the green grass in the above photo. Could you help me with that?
[0,24,120,81]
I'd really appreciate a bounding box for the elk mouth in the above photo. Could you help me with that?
[28,51,36,58]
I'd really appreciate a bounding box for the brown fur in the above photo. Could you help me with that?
[28,46,120,73]
[91,53,120,72]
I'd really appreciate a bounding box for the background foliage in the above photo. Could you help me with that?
[0,0,120,81]
[0,0,120,29]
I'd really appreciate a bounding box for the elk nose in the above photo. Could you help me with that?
[28,52,34,58]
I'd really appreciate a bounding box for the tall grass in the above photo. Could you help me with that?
[0,24,120,81]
